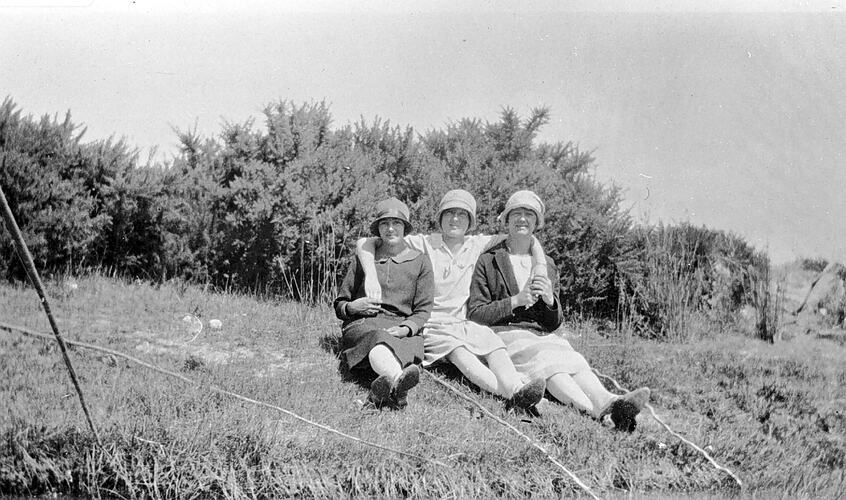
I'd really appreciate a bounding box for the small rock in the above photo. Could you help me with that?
[209,319,223,330]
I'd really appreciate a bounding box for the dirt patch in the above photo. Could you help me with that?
[130,329,319,377]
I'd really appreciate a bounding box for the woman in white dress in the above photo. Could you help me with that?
[357,190,546,409]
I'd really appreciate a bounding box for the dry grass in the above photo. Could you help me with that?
[1,274,845,498]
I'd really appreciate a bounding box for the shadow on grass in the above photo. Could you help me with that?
[318,331,495,398]
[318,331,375,390]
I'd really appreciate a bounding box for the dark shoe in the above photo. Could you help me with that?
[507,378,546,410]
[367,375,393,409]
[599,387,650,432]
[391,365,420,409]
[609,399,639,432]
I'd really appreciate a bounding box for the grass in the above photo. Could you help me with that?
[1,274,845,498]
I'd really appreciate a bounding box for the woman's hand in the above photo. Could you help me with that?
[385,325,411,337]
[529,274,555,306]
[346,297,383,316]
[511,281,538,310]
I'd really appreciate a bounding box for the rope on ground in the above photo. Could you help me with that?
[423,370,601,500]
[0,321,447,469]
[592,368,743,489]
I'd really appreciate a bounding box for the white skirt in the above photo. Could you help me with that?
[422,319,507,367]
[497,329,590,380]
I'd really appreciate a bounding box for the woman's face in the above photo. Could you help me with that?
[440,208,471,239]
[378,217,406,245]
[506,208,537,237]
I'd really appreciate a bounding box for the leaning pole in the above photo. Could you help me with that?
[0,164,101,446]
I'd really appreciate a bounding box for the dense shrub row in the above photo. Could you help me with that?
[0,97,768,337]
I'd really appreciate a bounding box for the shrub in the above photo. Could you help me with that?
[800,257,829,273]
[2,96,778,340]
[0,98,110,279]
[616,222,770,340]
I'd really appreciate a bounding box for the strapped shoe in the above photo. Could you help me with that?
[367,374,393,409]
[507,378,546,410]
[598,387,651,432]
[391,364,420,409]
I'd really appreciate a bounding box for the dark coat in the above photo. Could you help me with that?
[333,249,434,370]
[467,242,563,333]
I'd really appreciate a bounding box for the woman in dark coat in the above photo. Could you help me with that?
[468,190,650,431]
[334,197,434,409]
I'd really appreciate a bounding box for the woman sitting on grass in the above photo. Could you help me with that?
[333,197,434,409]
[356,190,546,410]
[468,190,651,431]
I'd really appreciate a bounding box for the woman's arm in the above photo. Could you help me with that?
[356,234,427,301]
[334,255,384,321]
[479,233,506,251]
[333,257,361,320]
[530,235,548,278]
[355,237,382,300]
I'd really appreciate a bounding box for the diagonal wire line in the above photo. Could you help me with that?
[0,321,448,469]
[424,370,602,500]
[592,368,743,489]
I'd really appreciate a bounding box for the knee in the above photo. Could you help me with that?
[447,346,471,361]
[485,347,509,362]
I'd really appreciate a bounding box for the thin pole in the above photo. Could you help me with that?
[0,176,102,446]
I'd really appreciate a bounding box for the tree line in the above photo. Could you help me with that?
[0,96,769,338]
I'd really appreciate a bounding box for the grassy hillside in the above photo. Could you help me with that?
[1,275,844,498]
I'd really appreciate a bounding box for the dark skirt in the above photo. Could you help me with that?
[340,315,424,372]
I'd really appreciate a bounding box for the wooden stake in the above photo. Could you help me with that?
[0,175,102,446]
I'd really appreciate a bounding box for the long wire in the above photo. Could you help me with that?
[0,321,447,469]
[592,368,743,489]
[424,370,602,500]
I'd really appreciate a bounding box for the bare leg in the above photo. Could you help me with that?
[484,348,528,397]
[546,373,596,415]
[572,369,618,417]
[447,347,502,396]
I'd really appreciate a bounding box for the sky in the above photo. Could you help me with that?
[2,0,845,264]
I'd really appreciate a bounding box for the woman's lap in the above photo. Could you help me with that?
[496,328,590,380]
[422,320,506,367]
[341,316,424,370]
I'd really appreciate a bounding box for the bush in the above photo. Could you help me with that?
[616,222,770,340]
[800,257,829,273]
[1,98,110,279]
[1,96,776,339]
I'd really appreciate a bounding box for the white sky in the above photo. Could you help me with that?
[2,0,845,264]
